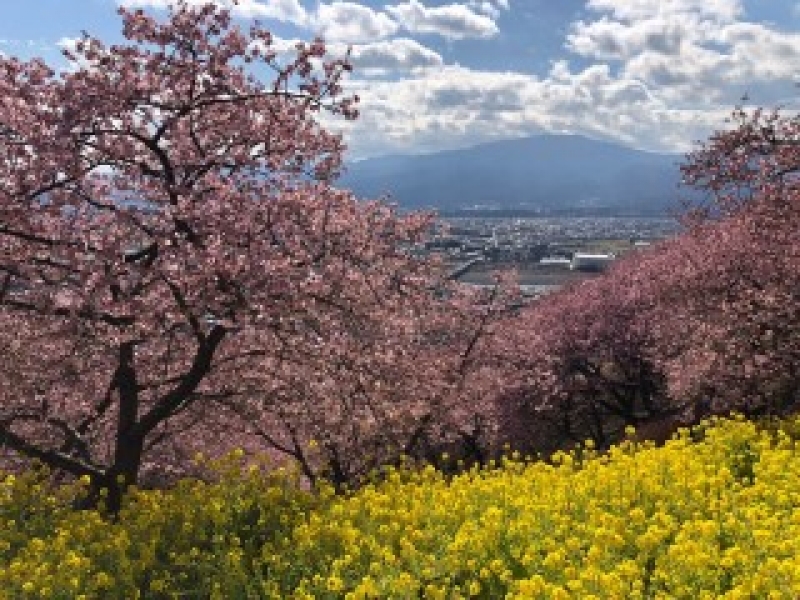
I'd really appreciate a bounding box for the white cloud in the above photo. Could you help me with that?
[715,22,800,82]
[264,35,442,76]
[56,36,94,71]
[567,0,800,109]
[249,35,306,64]
[312,2,398,43]
[258,35,442,78]
[56,36,81,55]
[349,38,443,75]
[117,0,308,26]
[584,0,743,22]
[330,62,728,159]
[467,0,511,19]
[117,0,172,7]
[386,0,499,40]
[118,0,401,44]
[568,13,705,60]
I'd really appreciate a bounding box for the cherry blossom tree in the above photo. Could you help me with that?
[679,106,799,223]
[0,1,501,509]
[490,255,673,453]
[653,106,800,416]
[493,106,800,454]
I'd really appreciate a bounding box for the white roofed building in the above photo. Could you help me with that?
[570,253,615,272]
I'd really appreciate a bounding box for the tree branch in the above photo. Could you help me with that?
[133,324,226,437]
[0,421,104,478]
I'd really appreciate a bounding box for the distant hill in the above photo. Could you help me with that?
[339,135,689,216]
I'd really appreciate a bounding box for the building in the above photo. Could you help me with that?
[539,256,572,267]
[570,253,615,272]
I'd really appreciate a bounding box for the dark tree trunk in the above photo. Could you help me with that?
[9,328,226,515]
[80,342,145,514]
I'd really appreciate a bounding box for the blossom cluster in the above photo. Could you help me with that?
[2,416,799,598]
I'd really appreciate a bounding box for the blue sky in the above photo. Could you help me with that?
[2,0,799,159]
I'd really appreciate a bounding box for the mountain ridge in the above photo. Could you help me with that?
[339,134,689,216]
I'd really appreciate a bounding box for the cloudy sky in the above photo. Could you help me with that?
[2,0,799,159]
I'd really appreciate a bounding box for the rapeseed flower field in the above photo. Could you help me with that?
[2,415,800,599]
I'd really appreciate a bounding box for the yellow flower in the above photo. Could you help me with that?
[94,572,113,589]
[326,575,344,593]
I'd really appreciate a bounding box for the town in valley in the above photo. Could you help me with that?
[432,215,680,297]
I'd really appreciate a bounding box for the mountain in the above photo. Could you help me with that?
[339,135,688,216]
